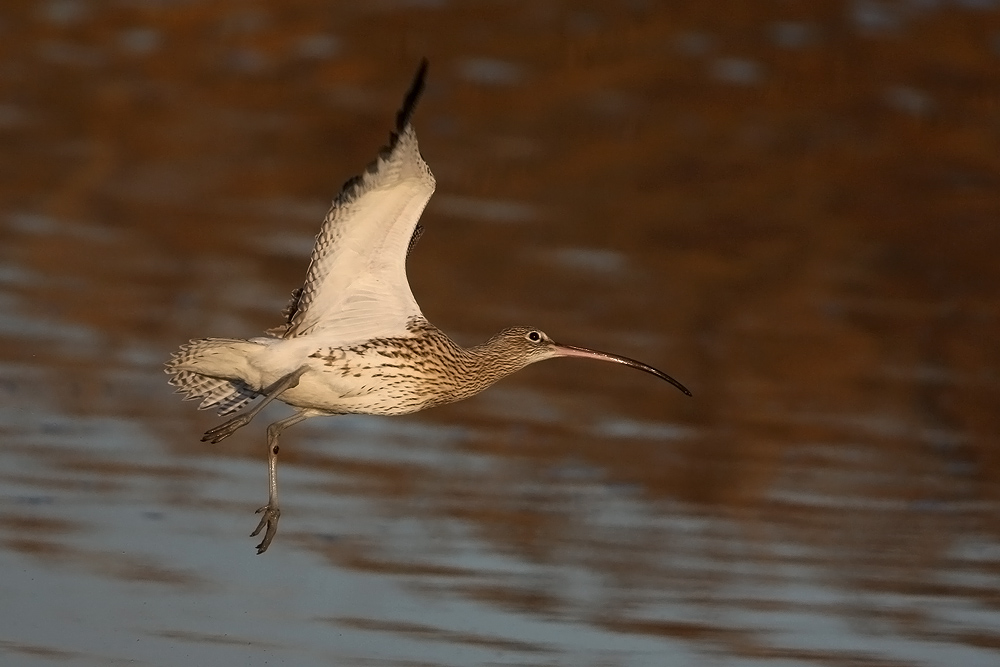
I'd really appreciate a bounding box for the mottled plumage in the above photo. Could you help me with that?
[166,60,690,554]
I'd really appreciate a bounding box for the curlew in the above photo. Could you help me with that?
[166,60,691,554]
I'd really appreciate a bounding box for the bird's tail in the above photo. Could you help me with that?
[165,338,262,415]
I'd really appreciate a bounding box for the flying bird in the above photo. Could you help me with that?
[166,60,691,554]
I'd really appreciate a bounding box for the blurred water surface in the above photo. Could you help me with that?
[1,1,999,665]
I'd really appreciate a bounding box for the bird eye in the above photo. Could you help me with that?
[527,331,541,342]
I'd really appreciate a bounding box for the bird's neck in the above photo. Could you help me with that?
[460,332,533,384]
[410,324,528,405]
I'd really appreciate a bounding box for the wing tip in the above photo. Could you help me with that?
[396,58,429,133]
[332,59,430,209]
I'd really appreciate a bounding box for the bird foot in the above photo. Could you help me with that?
[201,414,252,444]
[250,504,281,554]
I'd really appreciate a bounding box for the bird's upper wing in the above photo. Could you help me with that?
[269,60,435,343]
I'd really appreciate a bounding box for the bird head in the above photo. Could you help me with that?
[488,326,691,396]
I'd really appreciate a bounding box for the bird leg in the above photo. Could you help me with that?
[201,366,309,444]
[251,410,313,554]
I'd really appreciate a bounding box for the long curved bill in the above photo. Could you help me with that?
[553,343,692,396]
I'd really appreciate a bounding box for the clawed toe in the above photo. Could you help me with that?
[201,415,250,444]
[251,505,281,554]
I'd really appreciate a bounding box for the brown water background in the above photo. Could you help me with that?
[1,1,999,665]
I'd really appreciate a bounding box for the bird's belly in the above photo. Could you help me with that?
[275,360,437,416]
